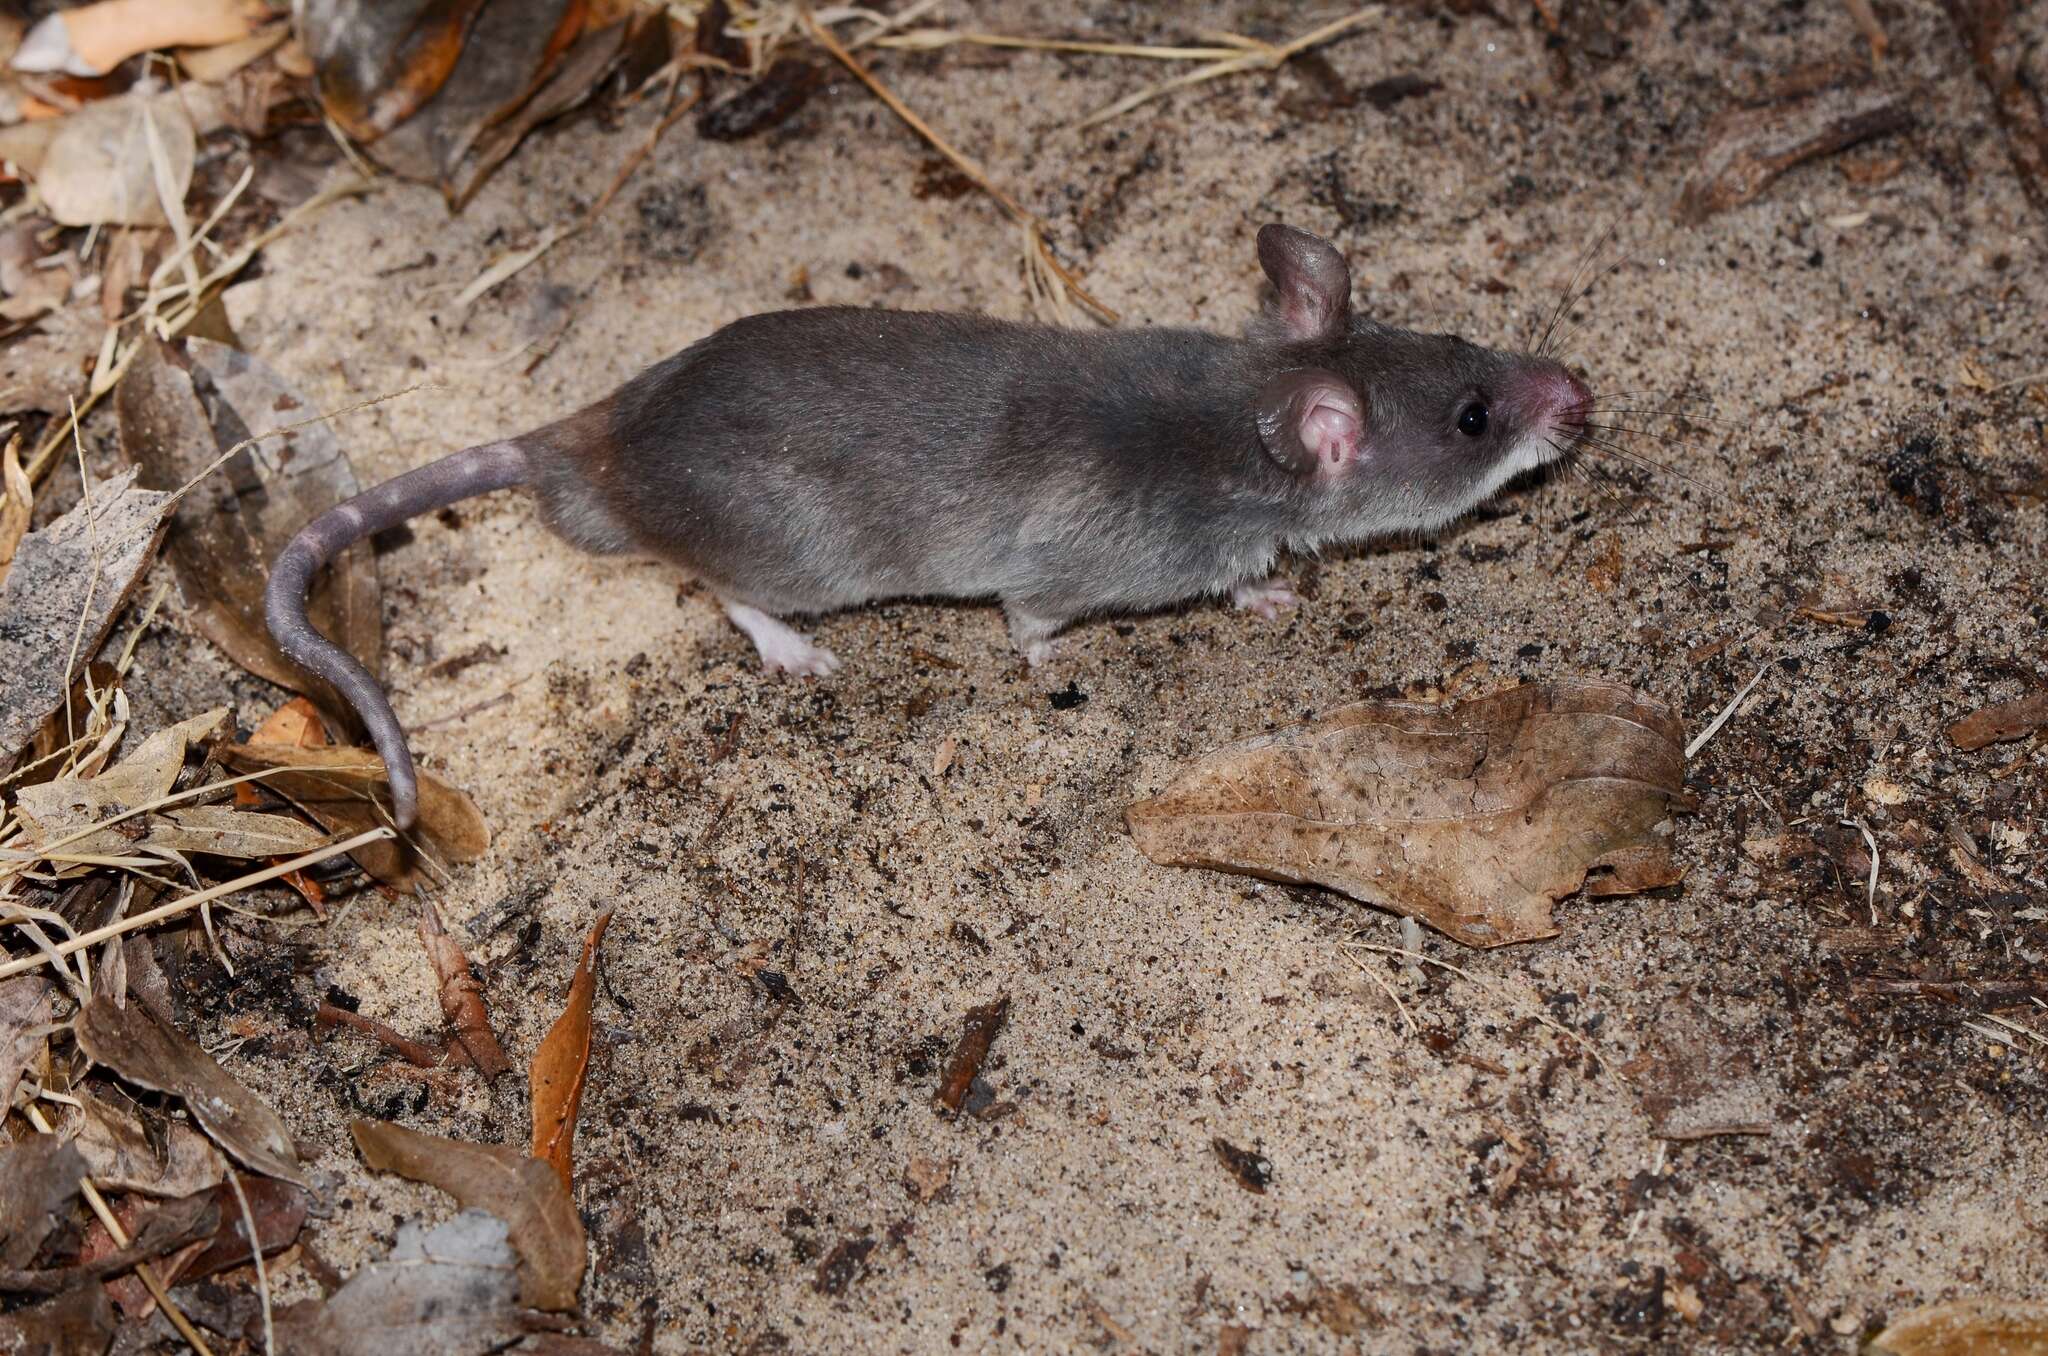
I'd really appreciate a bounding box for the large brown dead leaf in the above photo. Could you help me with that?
[115,335,382,733]
[1871,1297,2048,1355]
[219,741,488,887]
[300,0,650,207]
[0,467,172,767]
[273,1209,524,1356]
[351,1119,586,1311]
[1125,680,1689,947]
[74,993,309,1187]
[531,911,611,1191]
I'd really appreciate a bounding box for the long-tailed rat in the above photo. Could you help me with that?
[267,224,1591,826]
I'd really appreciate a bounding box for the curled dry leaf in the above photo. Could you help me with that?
[0,466,172,767]
[63,1087,227,1198]
[531,911,613,1191]
[116,336,383,731]
[933,995,1010,1116]
[1870,1296,2048,1355]
[416,894,512,1078]
[219,741,488,887]
[74,991,310,1187]
[1125,680,1690,947]
[351,1119,587,1312]
[14,0,263,77]
[299,0,657,207]
[1676,83,1913,222]
[274,1210,525,1356]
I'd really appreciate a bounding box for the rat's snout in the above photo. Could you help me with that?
[1504,363,1592,450]
[1541,366,1592,434]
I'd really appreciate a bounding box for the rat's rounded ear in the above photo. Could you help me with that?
[1256,224,1352,342]
[1257,368,1366,476]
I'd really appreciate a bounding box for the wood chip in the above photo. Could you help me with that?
[1948,690,2048,751]
[933,995,1010,1116]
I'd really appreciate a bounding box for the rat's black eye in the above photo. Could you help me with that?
[1457,403,1489,437]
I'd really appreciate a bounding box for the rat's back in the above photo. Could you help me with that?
[576,307,1262,615]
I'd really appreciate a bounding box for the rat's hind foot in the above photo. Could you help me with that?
[1231,577,1300,620]
[1005,605,1065,667]
[722,600,841,677]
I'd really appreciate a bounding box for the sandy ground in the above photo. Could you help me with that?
[78,0,2047,1350]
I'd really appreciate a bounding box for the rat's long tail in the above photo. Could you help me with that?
[265,439,529,829]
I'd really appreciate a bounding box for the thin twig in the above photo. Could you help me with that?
[1343,948,1417,1034]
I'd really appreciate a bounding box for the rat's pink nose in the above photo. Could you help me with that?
[1552,368,1591,431]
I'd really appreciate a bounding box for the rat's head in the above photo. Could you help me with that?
[1249,224,1590,531]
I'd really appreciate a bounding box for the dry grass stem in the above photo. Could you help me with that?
[226,1169,276,1356]
[1686,661,1772,759]
[1076,7,1381,130]
[802,7,1117,324]
[1344,949,1418,1034]
[872,30,1247,61]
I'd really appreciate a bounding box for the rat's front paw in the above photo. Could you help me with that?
[1231,577,1300,621]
